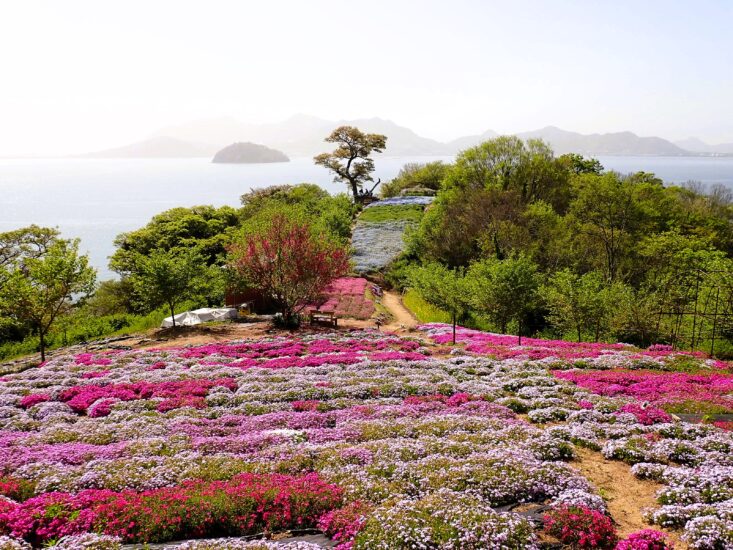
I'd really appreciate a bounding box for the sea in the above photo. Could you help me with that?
[2,155,733,280]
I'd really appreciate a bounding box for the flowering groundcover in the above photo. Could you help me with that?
[304,277,375,320]
[0,327,732,548]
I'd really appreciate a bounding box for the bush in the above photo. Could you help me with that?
[683,516,733,549]
[0,477,35,502]
[379,161,449,198]
[318,501,371,548]
[616,529,674,550]
[354,490,537,549]
[544,505,618,549]
[0,473,342,545]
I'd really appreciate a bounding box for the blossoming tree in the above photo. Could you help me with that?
[228,213,350,326]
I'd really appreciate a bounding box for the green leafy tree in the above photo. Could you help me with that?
[0,225,61,282]
[380,161,449,198]
[0,236,96,360]
[240,184,356,243]
[84,279,135,316]
[521,200,572,271]
[612,284,661,347]
[558,153,604,175]
[540,269,618,342]
[408,263,471,344]
[569,172,644,281]
[410,185,522,267]
[110,205,240,276]
[466,255,540,343]
[314,126,387,202]
[129,248,214,328]
[444,136,569,208]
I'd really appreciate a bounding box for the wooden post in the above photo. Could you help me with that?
[690,270,701,350]
[710,286,720,357]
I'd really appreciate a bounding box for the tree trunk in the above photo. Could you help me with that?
[170,303,176,329]
[39,329,46,362]
[595,323,600,342]
[577,325,582,343]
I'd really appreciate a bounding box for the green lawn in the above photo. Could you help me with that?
[0,301,198,366]
[402,289,452,324]
[358,204,425,224]
[402,289,493,332]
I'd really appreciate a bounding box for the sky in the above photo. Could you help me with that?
[1,0,732,156]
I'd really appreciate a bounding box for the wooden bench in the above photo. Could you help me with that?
[310,311,338,327]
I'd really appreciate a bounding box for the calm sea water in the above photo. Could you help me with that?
[1,155,732,280]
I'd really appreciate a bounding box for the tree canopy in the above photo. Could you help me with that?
[394,136,733,351]
[227,212,350,326]
[314,126,387,202]
[408,263,471,343]
[466,255,540,342]
[0,233,96,360]
[110,205,240,276]
[128,248,216,328]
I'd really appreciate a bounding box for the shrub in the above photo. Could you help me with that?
[544,504,618,549]
[619,404,673,426]
[354,490,537,549]
[318,501,371,549]
[616,529,674,550]
[0,473,342,545]
[683,516,733,549]
[0,478,35,502]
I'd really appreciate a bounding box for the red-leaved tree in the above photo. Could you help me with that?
[228,214,350,326]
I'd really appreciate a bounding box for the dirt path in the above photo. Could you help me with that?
[2,290,423,370]
[382,291,418,332]
[573,448,685,547]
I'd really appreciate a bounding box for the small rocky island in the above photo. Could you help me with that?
[212,142,289,164]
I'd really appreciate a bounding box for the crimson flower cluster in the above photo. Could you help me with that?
[0,473,342,545]
[544,504,618,549]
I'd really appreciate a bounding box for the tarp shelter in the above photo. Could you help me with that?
[160,308,237,328]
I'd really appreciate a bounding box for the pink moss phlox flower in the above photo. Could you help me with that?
[615,529,673,549]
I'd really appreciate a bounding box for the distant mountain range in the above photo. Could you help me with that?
[674,137,733,155]
[78,115,733,159]
[81,136,218,158]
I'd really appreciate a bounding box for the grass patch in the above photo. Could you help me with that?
[402,290,494,331]
[0,301,198,365]
[403,289,452,324]
[358,204,424,224]
[662,400,733,415]
[366,288,393,323]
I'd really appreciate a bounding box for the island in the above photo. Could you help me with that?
[212,142,289,164]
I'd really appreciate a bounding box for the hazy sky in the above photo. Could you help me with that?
[1,0,731,156]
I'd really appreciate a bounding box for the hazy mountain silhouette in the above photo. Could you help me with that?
[154,115,449,157]
[82,136,218,158]
[79,116,706,158]
[675,137,733,155]
[518,126,688,156]
[446,130,500,152]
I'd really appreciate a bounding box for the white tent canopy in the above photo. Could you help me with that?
[161,307,237,328]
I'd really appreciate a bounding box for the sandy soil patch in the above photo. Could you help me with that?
[573,447,685,547]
